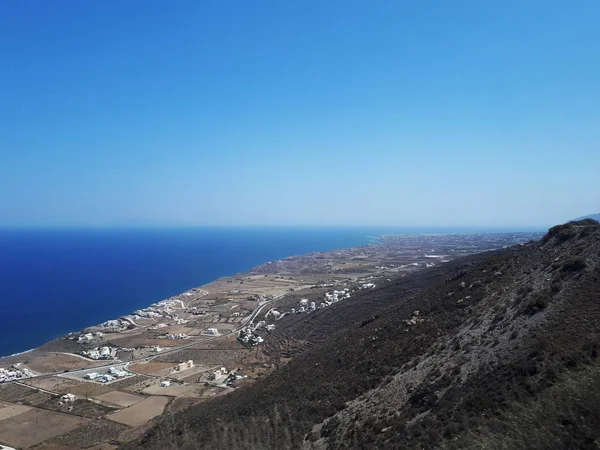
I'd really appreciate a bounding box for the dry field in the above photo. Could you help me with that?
[200,386,231,399]
[23,376,82,394]
[0,400,31,420]
[47,419,130,449]
[142,383,203,397]
[155,348,249,366]
[117,378,155,395]
[94,391,145,408]
[106,375,148,391]
[66,381,114,398]
[169,365,207,381]
[106,396,169,427]
[0,407,88,448]
[37,398,117,419]
[106,336,183,348]
[161,325,198,335]
[25,353,103,373]
[128,361,174,376]
[0,383,54,406]
[166,397,202,413]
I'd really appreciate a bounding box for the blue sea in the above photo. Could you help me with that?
[0,226,541,357]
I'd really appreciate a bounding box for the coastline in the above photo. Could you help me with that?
[0,230,543,368]
[0,227,389,357]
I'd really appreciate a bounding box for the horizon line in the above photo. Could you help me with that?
[0,224,550,231]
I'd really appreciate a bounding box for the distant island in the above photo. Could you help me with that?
[575,213,600,222]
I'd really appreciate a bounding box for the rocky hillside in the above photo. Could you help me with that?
[125,219,600,450]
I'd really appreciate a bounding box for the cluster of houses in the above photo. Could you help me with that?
[133,308,162,319]
[237,328,264,348]
[82,346,113,360]
[0,364,32,383]
[265,309,283,320]
[289,290,353,316]
[85,366,131,383]
[75,331,104,344]
[101,319,130,331]
[165,333,188,340]
[132,299,185,321]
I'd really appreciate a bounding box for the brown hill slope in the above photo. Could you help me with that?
[125,220,600,450]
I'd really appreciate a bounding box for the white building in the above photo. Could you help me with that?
[60,394,76,403]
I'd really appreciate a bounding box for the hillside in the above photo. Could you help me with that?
[125,219,600,450]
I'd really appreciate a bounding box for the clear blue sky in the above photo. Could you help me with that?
[1,0,598,228]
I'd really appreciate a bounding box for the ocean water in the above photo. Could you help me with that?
[0,227,397,357]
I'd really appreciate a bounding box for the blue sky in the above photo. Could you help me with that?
[1,0,598,228]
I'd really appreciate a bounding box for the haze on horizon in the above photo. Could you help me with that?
[1,1,598,229]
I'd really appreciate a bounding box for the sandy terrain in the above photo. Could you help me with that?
[94,391,145,408]
[106,396,169,427]
[0,408,88,448]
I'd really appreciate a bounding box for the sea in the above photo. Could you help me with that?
[0,226,538,357]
